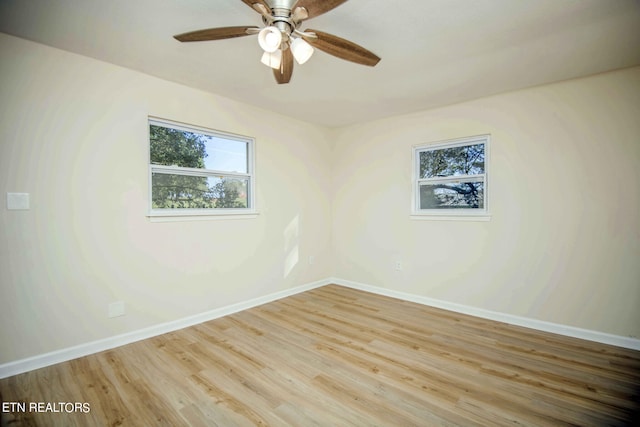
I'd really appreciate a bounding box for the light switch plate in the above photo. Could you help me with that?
[7,193,30,210]
[108,301,125,318]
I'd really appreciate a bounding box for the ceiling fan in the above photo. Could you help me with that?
[173,0,381,84]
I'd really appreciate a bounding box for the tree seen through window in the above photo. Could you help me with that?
[149,123,250,210]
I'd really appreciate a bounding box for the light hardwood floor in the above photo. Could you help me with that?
[1,284,639,426]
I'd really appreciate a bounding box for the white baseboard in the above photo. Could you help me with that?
[3,276,638,379]
[0,278,330,379]
[330,277,640,351]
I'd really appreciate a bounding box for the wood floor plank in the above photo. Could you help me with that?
[1,284,639,426]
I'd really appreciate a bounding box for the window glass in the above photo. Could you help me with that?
[414,136,488,215]
[149,119,254,215]
[150,125,248,173]
[419,143,484,178]
[203,137,248,174]
[419,181,485,209]
[151,174,248,209]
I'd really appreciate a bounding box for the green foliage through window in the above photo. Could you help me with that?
[149,120,253,212]
[150,125,208,169]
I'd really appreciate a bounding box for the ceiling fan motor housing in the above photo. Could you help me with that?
[265,0,299,10]
[261,2,302,42]
[266,17,293,41]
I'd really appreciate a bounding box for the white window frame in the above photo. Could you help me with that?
[147,117,256,220]
[411,135,490,221]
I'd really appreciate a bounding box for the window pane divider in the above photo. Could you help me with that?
[417,173,485,184]
[151,165,250,179]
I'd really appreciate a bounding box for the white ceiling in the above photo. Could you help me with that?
[1,0,639,128]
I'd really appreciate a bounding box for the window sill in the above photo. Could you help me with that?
[410,213,491,222]
[147,210,259,222]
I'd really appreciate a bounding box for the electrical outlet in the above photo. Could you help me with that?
[308,255,315,265]
[108,301,125,318]
[395,260,402,271]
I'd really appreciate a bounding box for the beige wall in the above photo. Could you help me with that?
[1,33,639,365]
[0,34,333,363]
[332,67,640,339]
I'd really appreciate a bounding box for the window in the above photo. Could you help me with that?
[148,118,255,217]
[413,135,489,218]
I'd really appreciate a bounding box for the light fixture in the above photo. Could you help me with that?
[290,37,314,65]
[258,26,282,53]
[260,49,282,69]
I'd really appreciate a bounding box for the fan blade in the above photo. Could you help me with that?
[302,29,380,66]
[294,0,349,20]
[240,0,271,16]
[174,26,259,42]
[273,48,294,84]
